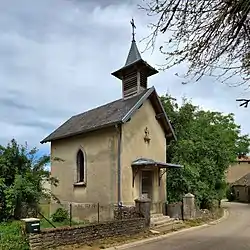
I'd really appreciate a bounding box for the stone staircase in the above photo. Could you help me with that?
[150,213,184,232]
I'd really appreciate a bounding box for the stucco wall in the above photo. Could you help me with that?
[49,98,167,216]
[233,185,250,203]
[50,127,118,209]
[226,162,250,183]
[121,99,166,205]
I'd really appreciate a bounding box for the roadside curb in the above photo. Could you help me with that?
[105,208,229,250]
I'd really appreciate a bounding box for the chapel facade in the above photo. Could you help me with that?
[41,21,180,220]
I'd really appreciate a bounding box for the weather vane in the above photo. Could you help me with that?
[130,18,136,42]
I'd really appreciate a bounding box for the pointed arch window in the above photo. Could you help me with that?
[76,149,85,183]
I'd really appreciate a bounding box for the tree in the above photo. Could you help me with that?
[0,139,58,221]
[161,95,250,208]
[140,0,250,87]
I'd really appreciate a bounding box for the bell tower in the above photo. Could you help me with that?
[111,19,158,99]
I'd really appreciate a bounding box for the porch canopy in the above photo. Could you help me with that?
[132,158,182,169]
[131,157,183,186]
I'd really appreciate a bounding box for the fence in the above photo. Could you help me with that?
[28,198,151,249]
[25,196,219,228]
[37,200,143,228]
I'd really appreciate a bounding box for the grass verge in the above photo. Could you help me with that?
[0,221,29,250]
[184,207,224,228]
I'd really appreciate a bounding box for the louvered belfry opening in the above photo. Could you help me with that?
[123,71,137,97]
[123,71,137,94]
[122,68,149,98]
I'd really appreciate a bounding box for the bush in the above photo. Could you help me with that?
[51,207,69,222]
[226,185,235,202]
[0,221,29,250]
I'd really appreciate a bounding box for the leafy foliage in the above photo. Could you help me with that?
[0,221,29,250]
[51,208,69,223]
[140,0,250,85]
[161,96,250,208]
[0,139,59,221]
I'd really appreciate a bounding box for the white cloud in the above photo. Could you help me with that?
[0,0,249,155]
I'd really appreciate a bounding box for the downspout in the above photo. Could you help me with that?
[115,123,122,206]
[165,136,169,214]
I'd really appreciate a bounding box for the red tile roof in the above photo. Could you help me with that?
[237,156,250,162]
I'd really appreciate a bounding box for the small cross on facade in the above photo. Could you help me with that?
[130,18,136,41]
[144,127,151,143]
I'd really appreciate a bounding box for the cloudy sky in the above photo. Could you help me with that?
[1,0,249,156]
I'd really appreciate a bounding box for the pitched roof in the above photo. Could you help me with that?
[232,172,250,186]
[41,90,147,143]
[236,155,250,162]
[41,87,176,143]
[111,41,158,80]
[132,158,183,169]
[124,40,142,67]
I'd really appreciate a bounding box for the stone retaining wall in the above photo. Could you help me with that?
[114,205,141,220]
[29,218,146,250]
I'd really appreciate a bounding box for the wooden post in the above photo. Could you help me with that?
[97,203,100,223]
[69,203,72,227]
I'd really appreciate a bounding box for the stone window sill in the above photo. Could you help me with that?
[73,182,86,187]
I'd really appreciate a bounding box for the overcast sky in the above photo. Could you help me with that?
[1,0,250,156]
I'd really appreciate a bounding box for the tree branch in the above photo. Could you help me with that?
[236,98,250,108]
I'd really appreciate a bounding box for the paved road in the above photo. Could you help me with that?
[129,202,250,250]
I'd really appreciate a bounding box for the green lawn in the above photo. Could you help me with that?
[0,204,89,250]
[0,221,29,250]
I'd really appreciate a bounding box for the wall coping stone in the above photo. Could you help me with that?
[184,193,194,198]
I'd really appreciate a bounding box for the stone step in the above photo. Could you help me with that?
[150,213,166,219]
[153,217,176,227]
[151,215,176,226]
[150,217,172,223]
[151,215,171,223]
[153,220,185,232]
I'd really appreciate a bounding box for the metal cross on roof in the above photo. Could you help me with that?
[130,18,136,42]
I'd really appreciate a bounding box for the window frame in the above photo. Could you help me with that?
[74,148,87,187]
[236,190,240,198]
